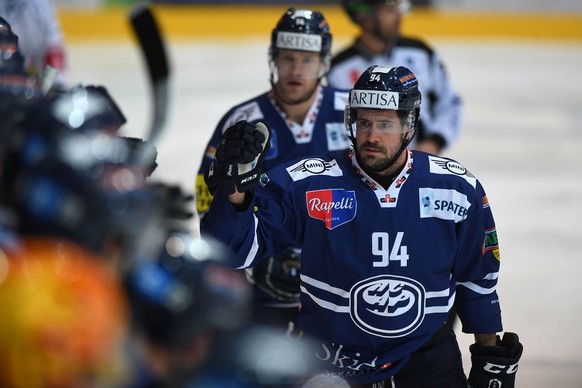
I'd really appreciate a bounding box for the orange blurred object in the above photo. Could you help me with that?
[0,237,129,388]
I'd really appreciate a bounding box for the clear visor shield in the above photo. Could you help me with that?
[345,105,414,137]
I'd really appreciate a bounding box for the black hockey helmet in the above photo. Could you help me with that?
[343,0,411,23]
[124,231,252,350]
[346,65,421,137]
[270,8,332,59]
[345,65,421,170]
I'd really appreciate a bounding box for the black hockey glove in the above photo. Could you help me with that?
[246,247,301,303]
[468,332,523,388]
[204,120,271,197]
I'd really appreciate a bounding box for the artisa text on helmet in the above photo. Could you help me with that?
[276,32,322,53]
[350,90,400,110]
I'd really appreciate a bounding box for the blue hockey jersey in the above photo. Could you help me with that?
[201,150,503,384]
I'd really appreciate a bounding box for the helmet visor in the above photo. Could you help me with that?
[346,106,412,136]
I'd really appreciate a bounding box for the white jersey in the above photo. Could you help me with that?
[328,37,463,150]
[0,0,67,84]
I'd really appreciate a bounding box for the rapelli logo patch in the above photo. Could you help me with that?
[306,189,356,230]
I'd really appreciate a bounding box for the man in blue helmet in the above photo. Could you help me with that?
[200,65,523,387]
[196,8,352,335]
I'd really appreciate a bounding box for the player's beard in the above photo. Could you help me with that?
[356,139,406,175]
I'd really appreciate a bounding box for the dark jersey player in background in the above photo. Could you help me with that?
[196,8,351,335]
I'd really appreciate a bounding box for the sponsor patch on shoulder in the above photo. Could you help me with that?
[286,158,343,181]
[419,188,471,223]
[483,227,500,261]
[428,156,476,188]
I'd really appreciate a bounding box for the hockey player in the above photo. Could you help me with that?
[196,8,351,334]
[200,65,523,386]
[0,0,68,86]
[327,0,463,155]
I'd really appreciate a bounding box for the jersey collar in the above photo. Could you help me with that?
[349,149,413,208]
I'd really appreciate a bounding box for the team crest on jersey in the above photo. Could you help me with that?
[306,189,356,230]
[287,158,343,181]
[483,227,500,261]
[419,188,471,223]
[428,156,476,188]
[350,275,425,338]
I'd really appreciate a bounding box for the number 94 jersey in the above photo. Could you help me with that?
[201,149,503,384]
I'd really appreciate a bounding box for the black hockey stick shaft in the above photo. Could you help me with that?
[129,5,169,147]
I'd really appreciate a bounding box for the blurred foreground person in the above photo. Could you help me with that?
[0,78,169,387]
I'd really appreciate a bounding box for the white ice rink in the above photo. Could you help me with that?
[68,37,582,387]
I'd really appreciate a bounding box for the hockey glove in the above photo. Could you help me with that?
[204,120,271,197]
[246,247,301,303]
[468,332,523,388]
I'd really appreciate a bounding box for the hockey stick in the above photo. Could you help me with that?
[129,4,170,149]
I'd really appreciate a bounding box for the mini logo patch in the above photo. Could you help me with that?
[306,189,356,230]
[287,158,343,181]
[428,156,476,188]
